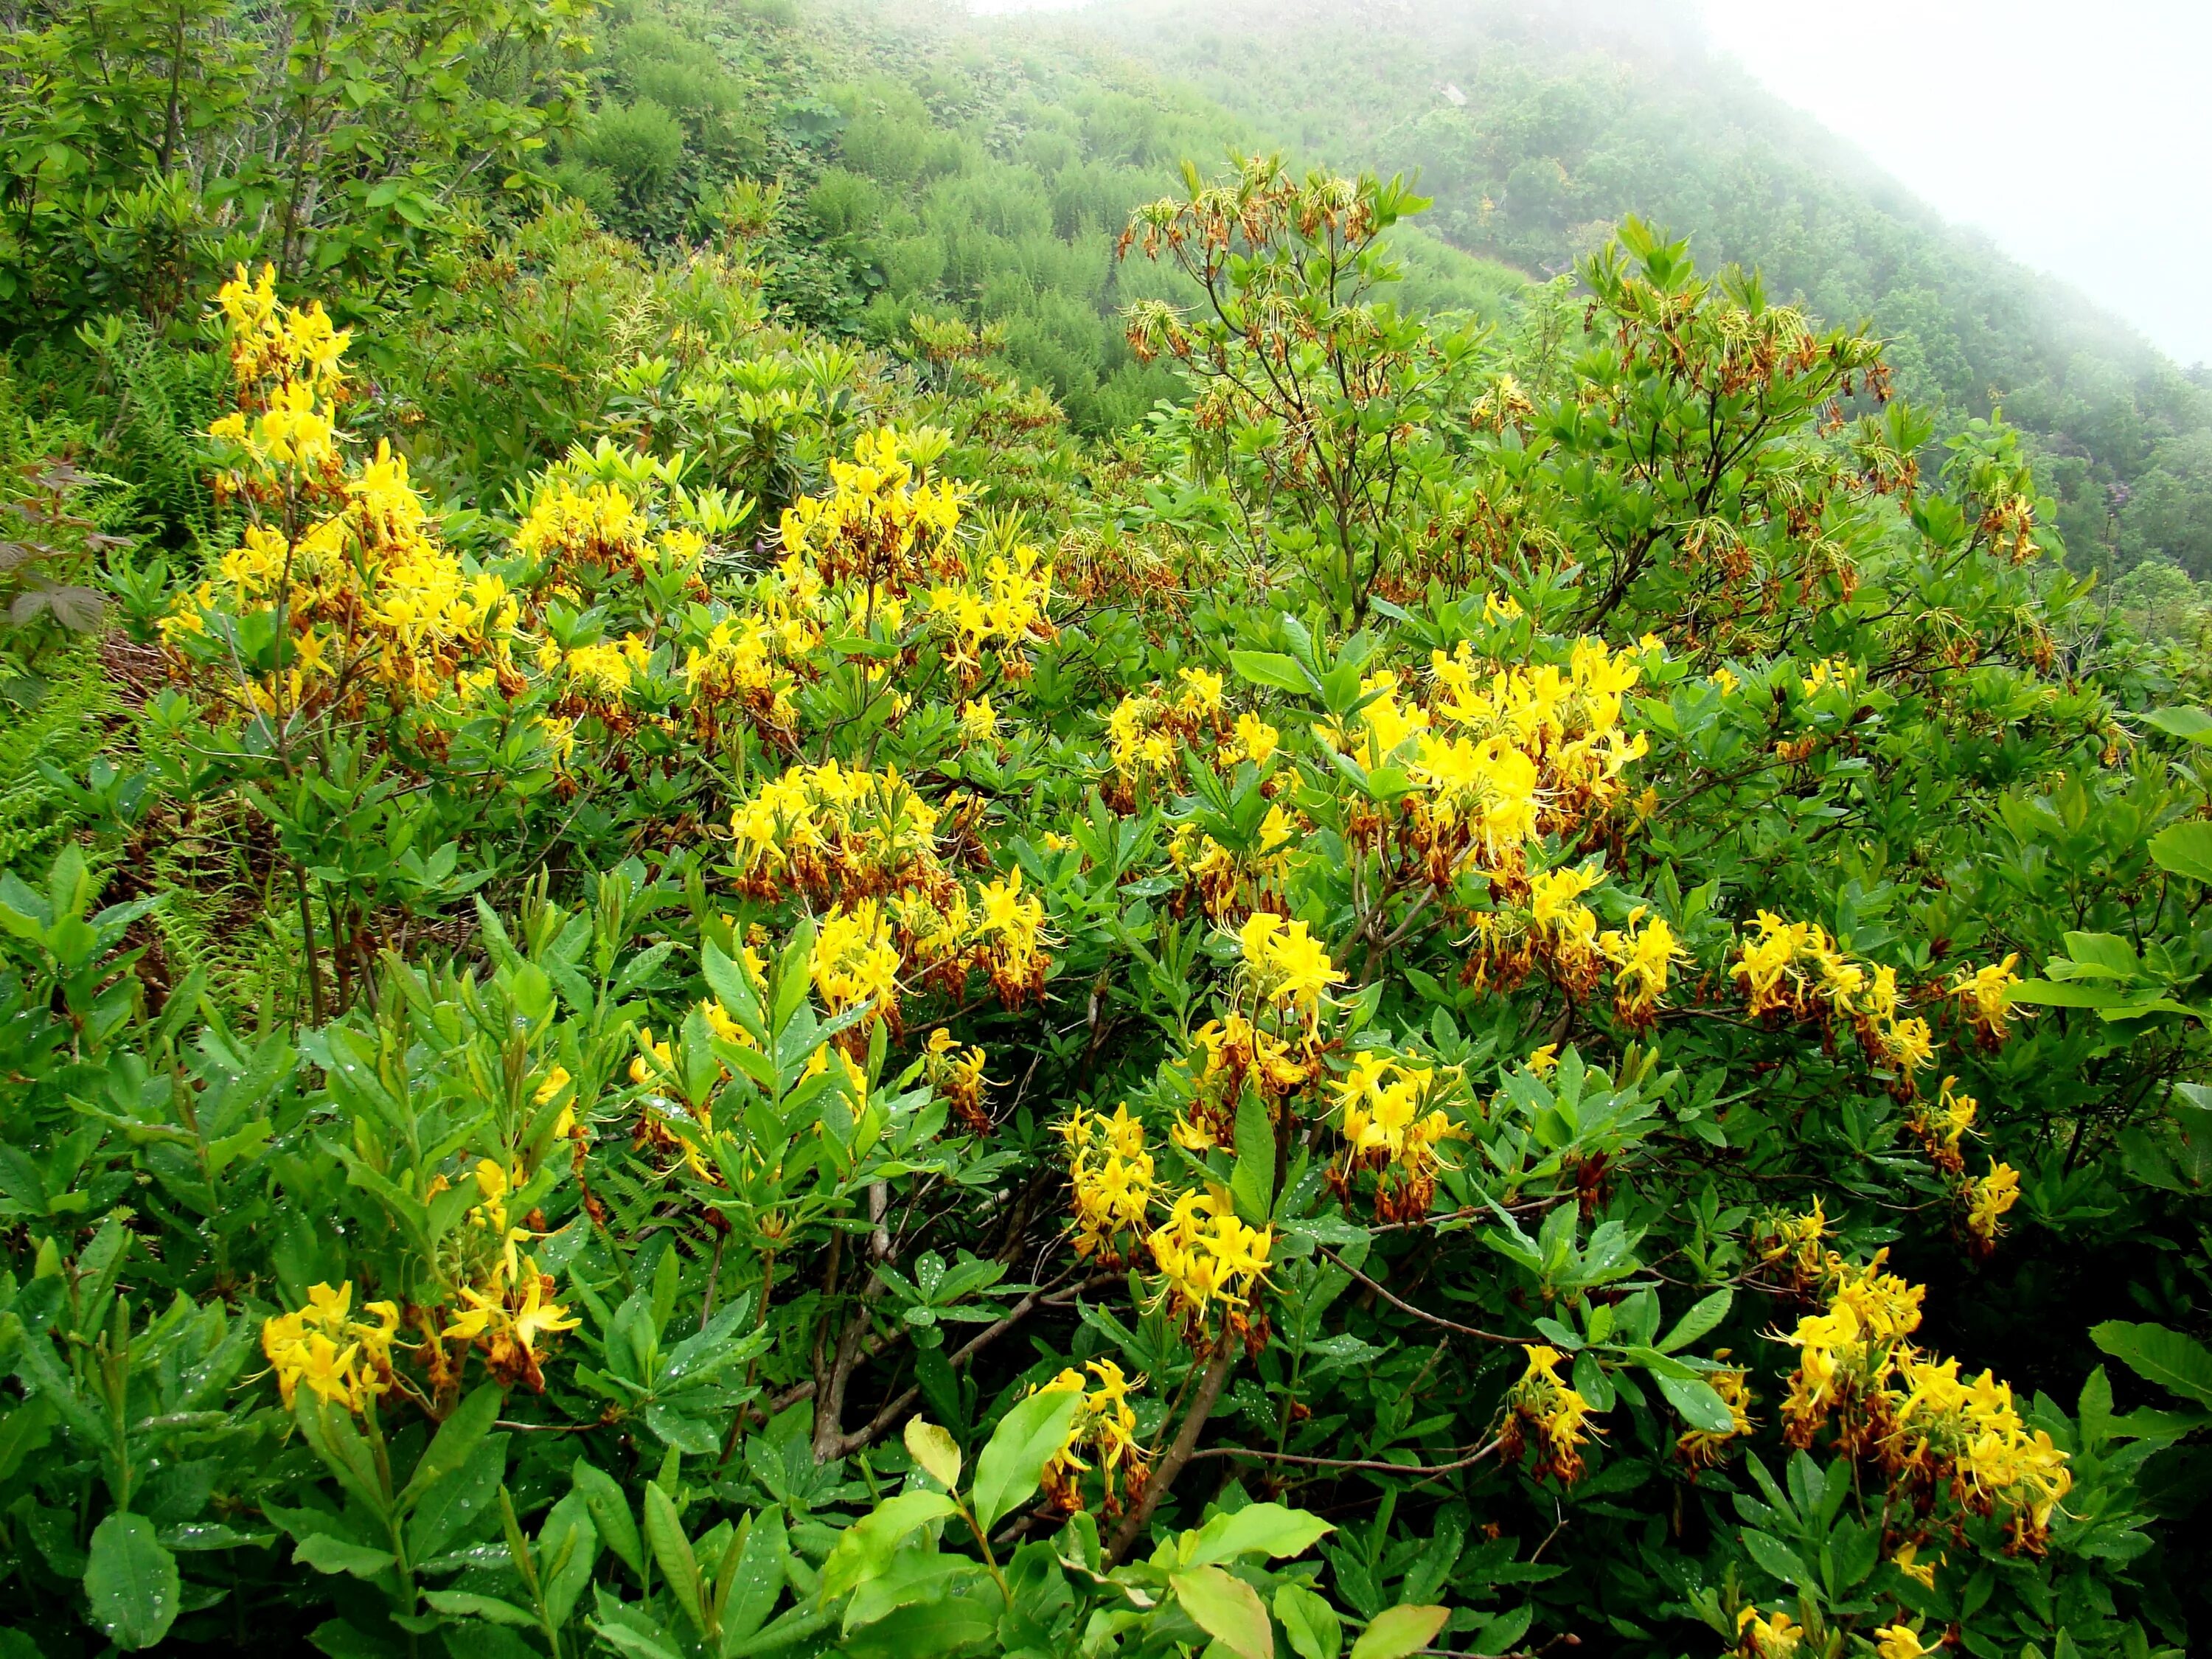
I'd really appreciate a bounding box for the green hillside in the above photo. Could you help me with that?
[406,0,1525,456]
[1054,0,2212,594]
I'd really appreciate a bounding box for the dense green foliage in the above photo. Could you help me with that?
[1,5,2211,1659]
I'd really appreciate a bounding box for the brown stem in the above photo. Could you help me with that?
[1106,1336,1237,1565]
[295,864,324,1024]
[812,1301,870,1464]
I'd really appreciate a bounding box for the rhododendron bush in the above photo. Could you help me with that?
[3,163,2208,1659]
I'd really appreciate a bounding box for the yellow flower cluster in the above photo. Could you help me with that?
[443,1253,580,1394]
[1169,798,1300,922]
[924,1028,990,1131]
[1408,637,1650,853]
[1520,863,1605,992]
[1888,1348,2070,1539]
[462,1157,533,1270]
[1905,1075,1979,1174]
[1236,911,1343,1023]
[1676,1354,1754,1470]
[683,612,808,745]
[1756,1198,1832,1287]
[1102,667,1249,802]
[928,544,1058,688]
[1773,1251,2069,1550]
[173,278,524,722]
[1331,1048,1463,1221]
[1146,1184,1273,1345]
[1035,1358,1149,1517]
[973,866,1049,1008]
[1949,953,2022,1048]
[1730,912,1931,1092]
[1500,1343,1600,1484]
[262,1281,402,1414]
[959,696,999,744]
[778,426,965,593]
[1149,915,1343,1158]
[729,760,945,904]
[1733,1606,1801,1659]
[730,757,1057,1009]
[813,899,902,1031]
[512,479,675,588]
[1599,909,1689,1030]
[726,761,1046,1008]
[211,377,341,474]
[1735,927,2020,1251]
[1964,1160,2021,1252]
[1065,1104,1155,1262]
[1776,1251,1927,1445]
[1796,654,1861,700]
[1170,1013,1325,1155]
[207,265,347,483]
[545,633,653,725]
[1316,640,1657,1014]
[215,262,351,387]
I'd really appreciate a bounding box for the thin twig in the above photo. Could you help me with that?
[1319,1247,1517,1343]
[1189,1436,1502,1478]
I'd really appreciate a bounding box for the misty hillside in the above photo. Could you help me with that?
[1033,0,2212,591]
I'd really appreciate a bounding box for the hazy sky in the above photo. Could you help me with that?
[1694,0,2212,366]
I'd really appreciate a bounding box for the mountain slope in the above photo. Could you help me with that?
[1040,0,2212,582]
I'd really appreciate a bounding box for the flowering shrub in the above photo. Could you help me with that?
[2,173,2208,1659]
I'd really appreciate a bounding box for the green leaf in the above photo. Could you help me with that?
[293,1533,399,1578]
[593,1618,686,1659]
[903,1418,962,1489]
[2062,931,2143,977]
[422,1589,540,1627]
[83,1513,181,1651]
[820,1490,958,1599]
[2143,706,2212,742]
[2091,1321,2212,1406]
[1658,1288,1733,1354]
[1189,1502,1334,1565]
[573,1459,646,1580]
[1347,1602,1448,1659]
[703,939,766,1034]
[1471,1605,1534,1656]
[1655,1373,1736,1434]
[970,1388,1082,1533]
[407,1434,509,1562]
[0,1394,57,1483]
[2008,979,2133,1009]
[645,1483,705,1633]
[839,1594,997,1659]
[1230,650,1318,697]
[720,1508,787,1649]
[1231,1091,1277,1224]
[1172,1565,1274,1659]
[401,1382,504,1509]
[1740,1529,1810,1588]
[2149,821,2212,884]
[296,1397,388,1514]
[1276,1584,1343,1659]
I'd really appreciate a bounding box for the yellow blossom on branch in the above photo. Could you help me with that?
[262,1281,403,1414]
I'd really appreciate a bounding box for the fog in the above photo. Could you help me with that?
[973,0,2212,369]
[1695,0,2212,368]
